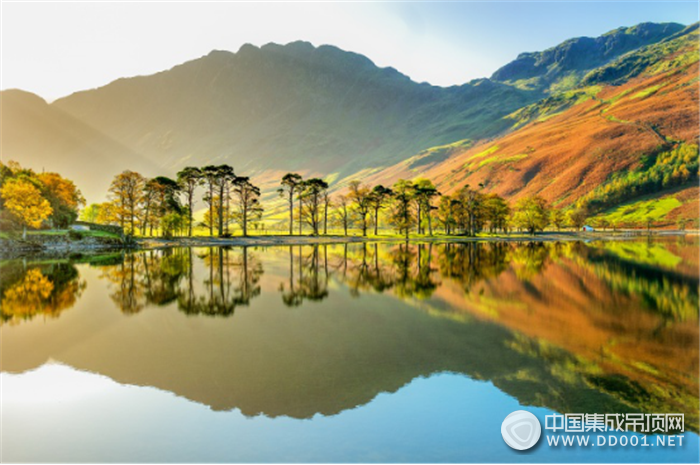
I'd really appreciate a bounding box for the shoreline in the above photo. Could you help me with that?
[137,230,698,249]
[1,230,696,258]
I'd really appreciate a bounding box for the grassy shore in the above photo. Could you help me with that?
[2,229,695,256]
[137,229,698,249]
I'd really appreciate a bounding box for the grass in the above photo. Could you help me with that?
[477,153,529,168]
[631,83,664,99]
[468,145,499,162]
[593,196,682,226]
[26,229,122,239]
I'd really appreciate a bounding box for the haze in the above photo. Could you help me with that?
[1,1,697,101]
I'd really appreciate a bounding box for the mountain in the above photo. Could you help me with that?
[355,23,699,226]
[491,22,685,92]
[1,22,696,217]
[0,90,159,200]
[48,42,534,190]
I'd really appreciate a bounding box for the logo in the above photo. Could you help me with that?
[502,410,541,450]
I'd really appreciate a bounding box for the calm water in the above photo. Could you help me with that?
[1,239,699,463]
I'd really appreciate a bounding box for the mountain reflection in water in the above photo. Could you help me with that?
[1,238,698,432]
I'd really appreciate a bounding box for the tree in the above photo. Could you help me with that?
[201,166,220,236]
[177,167,202,236]
[455,184,484,236]
[369,185,393,235]
[482,193,510,234]
[348,180,372,236]
[513,196,549,235]
[211,165,235,237]
[550,209,566,231]
[566,207,588,230]
[437,195,458,235]
[322,189,332,235]
[140,179,161,236]
[96,202,118,226]
[80,204,101,223]
[389,179,415,239]
[37,172,84,228]
[414,179,438,235]
[161,211,186,238]
[278,173,303,236]
[231,176,263,237]
[335,194,351,236]
[299,179,328,236]
[152,176,181,236]
[0,178,53,239]
[108,170,145,235]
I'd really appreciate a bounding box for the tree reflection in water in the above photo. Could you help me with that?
[100,247,262,316]
[1,238,698,429]
[0,261,86,325]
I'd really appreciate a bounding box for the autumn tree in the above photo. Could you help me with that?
[80,204,101,223]
[96,202,118,226]
[550,208,566,231]
[108,170,145,235]
[177,167,202,236]
[0,178,53,239]
[368,185,393,235]
[513,196,550,235]
[231,176,263,237]
[278,173,303,235]
[37,172,85,228]
[348,180,372,236]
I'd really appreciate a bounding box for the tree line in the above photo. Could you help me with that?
[83,165,263,237]
[80,166,601,238]
[277,174,591,238]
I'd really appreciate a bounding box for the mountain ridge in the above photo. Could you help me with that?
[1,21,696,215]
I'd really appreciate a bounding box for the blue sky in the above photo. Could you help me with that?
[1,1,698,100]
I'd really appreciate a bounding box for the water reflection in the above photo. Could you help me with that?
[0,261,86,325]
[1,238,698,434]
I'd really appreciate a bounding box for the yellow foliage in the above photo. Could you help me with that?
[0,178,53,228]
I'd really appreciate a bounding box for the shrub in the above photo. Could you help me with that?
[68,229,84,241]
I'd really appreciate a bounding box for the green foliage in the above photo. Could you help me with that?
[492,22,686,92]
[594,196,682,227]
[576,143,699,214]
[583,24,699,86]
[512,196,550,235]
[505,86,601,129]
[67,229,84,241]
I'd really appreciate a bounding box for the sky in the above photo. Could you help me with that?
[1,1,698,101]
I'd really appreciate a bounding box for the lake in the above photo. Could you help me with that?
[1,238,698,462]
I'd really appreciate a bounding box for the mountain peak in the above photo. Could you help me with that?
[491,21,686,91]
